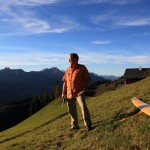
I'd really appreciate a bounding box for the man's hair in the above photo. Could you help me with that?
[70,53,79,61]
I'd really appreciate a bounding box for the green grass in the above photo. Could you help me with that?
[0,77,150,150]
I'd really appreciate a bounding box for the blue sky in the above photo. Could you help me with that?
[0,0,150,76]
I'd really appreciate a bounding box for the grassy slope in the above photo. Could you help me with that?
[0,77,150,150]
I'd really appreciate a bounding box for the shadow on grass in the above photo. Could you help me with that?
[0,112,68,144]
[114,98,150,122]
[141,99,150,104]
[113,108,141,122]
[93,108,142,132]
[92,119,121,133]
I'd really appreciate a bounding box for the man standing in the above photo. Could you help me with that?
[62,53,92,131]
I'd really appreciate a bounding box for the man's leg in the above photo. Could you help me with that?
[67,98,79,128]
[76,96,92,127]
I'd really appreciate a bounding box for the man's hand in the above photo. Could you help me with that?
[77,89,86,96]
[62,93,67,99]
[61,93,67,107]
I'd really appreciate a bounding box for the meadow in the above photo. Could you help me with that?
[0,77,150,150]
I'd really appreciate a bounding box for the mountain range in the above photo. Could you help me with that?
[0,67,118,105]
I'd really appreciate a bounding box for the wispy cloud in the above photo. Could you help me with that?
[11,0,60,6]
[133,45,150,52]
[90,13,150,30]
[0,51,68,68]
[80,52,150,65]
[118,18,150,26]
[81,0,141,5]
[0,0,80,35]
[133,32,150,36]
[0,50,149,70]
[0,0,149,36]
[92,40,112,45]
[0,0,60,9]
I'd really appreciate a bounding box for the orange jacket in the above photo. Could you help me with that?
[62,64,91,99]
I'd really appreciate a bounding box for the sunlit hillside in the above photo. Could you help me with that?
[0,77,150,150]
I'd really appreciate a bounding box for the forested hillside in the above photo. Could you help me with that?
[0,67,106,105]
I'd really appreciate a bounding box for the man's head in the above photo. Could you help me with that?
[69,53,79,66]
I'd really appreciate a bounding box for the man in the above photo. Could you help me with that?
[62,53,92,131]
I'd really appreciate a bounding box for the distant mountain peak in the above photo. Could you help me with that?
[41,68,50,72]
[50,67,60,71]
[0,67,24,73]
[41,67,60,74]
[50,67,62,74]
[2,67,11,71]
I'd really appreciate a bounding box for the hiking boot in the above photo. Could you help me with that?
[69,126,80,131]
[86,125,92,132]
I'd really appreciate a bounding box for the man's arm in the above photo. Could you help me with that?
[62,81,67,99]
[84,76,91,91]
[83,65,91,91]
[77,66,91,96]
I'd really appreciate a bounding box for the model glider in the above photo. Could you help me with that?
[120,97,150,121]
[131,97,150,116]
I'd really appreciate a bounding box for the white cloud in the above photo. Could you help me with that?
[90,13,150,30]
[133,32,150,36]
[0,0,60,8]
[15,0,59,6]
[80,53,150,65]
[0,51,149,71]
[0,14,80,35]
[92,40,112,45]
[0,0,149,35]
[0,0,80,35]
[0,52,68,70]
[81,0,141,5]
[118,18,150,26]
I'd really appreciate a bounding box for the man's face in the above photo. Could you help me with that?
[68,55,77,66]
